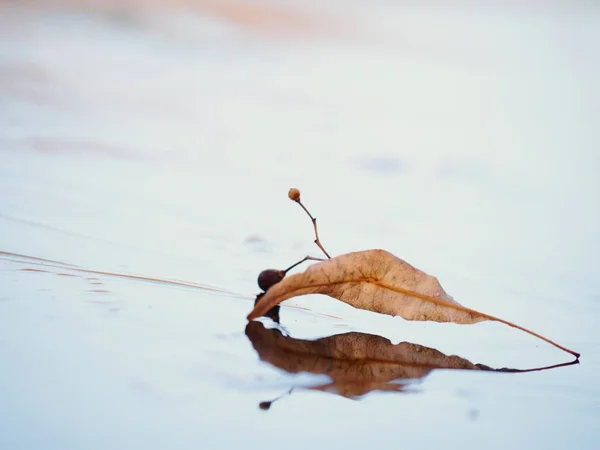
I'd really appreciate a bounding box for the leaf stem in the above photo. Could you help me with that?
[259,388,294,411]
[493,358,579,373]
[296,200,331,259]
[486,315,581,359]
[284,255,325,274]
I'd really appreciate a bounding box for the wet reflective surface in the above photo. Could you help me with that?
[246,320,579,401]
[1,1,599,449]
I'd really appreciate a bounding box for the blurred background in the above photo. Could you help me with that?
[1,1,599,449]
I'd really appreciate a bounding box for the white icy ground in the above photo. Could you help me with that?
[1,1,599,449]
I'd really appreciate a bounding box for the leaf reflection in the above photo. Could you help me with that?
[246,321,578,404]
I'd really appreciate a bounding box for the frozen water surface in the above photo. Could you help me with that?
[1,1,599,449]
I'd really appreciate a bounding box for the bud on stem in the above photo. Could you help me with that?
[288,188,301,202]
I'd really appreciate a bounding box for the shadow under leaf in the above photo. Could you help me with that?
[246,321,578,405]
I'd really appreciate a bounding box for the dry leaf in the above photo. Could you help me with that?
[248,249,580,358]
[246,321,577,398]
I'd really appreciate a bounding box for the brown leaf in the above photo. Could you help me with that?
[251,249,481,324]
[248,249,580,358]
[246,321,577,398]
